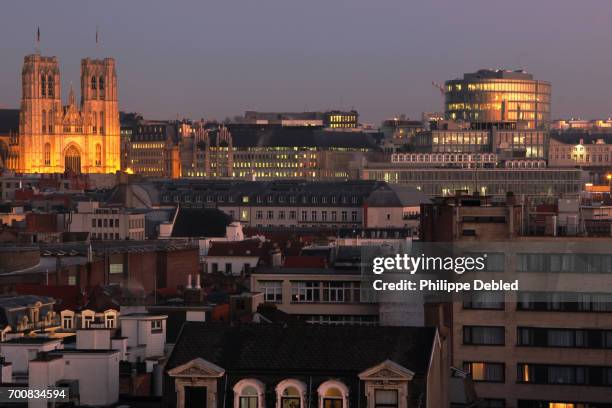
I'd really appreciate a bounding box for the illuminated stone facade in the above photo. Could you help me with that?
[11,54,120,174]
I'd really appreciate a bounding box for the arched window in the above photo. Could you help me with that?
[91,76,97,90]
[48,109,53,133]
[99,76,105,91]
[318,381,349,408]
[95,144,102,166]
[233,379,265,408]
[276,380,306,408]
[99,111,105,134]
[41,74,47,97]
[47,74,54,97]
[41,110,46,133]
[44,143,51,166]
[92,111,97,133]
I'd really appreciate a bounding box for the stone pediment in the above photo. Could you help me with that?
[168,358,226,379]
[358,359,415,381]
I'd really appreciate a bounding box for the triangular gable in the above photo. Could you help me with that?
[358,359,415,381]
[167,358,226,378]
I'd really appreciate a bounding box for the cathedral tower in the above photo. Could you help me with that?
[19,54,62,171]
[13,53,121,174]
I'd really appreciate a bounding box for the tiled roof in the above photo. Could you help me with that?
[166,322,435,374]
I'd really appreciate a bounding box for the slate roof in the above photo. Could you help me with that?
[166,322,435,374]
[366,183,430,207]
[219,125,380,150]
[171,208,233,238]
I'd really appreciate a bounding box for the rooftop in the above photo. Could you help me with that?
[167,322,435,374]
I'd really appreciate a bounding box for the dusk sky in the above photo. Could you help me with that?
[1,0,611,124]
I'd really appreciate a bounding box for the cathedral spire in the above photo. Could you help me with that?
[68,82,75,106]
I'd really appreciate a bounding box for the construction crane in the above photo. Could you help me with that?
[431,81,445,96]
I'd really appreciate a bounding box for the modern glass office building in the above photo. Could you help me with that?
[445,69,551,130]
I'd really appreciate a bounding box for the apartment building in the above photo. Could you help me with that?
[156,179,428,231]
[251,267,379,325]
[68,201,145,240]
[422,195,612,407]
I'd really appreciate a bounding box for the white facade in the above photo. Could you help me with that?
[120,313,167,362]
[68,201,145,240]
[0,339,62,380]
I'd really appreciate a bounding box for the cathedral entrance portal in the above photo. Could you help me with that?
[64,145,81,174]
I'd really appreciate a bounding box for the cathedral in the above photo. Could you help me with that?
[8,53,121,174]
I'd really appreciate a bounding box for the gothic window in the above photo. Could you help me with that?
[99,111,105,134]
[41,74,47,97]
[98,77,104,99]
[44,143,51,166]
[41,110,46,133]
[48,110,53,133]
[91,76,97,90]
[95,144,102,166]
[92,111,97,133]
[47,74,54,97]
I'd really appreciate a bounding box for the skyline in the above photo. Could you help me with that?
[1,0,612,123]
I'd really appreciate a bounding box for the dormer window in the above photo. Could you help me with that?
[62,315,74,329]
[83,315,94,328]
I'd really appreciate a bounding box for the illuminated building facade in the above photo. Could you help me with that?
[12,54,120,174]
[124,119,179,178]
[445,69,551,130]
[180,125,379,180]
[415,130,490,153]
[549,133,612,169]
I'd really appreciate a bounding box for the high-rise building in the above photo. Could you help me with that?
[445,69,551,130]
[11,54,120,174]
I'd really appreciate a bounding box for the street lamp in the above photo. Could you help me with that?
[606,174,612,191]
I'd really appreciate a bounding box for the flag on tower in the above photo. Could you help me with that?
[36,26,40,43]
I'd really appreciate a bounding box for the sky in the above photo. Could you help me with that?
[1,0,611,124]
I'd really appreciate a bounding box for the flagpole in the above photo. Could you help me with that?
[35,26,40,54]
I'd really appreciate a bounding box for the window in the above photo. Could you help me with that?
[95,144,102,166]
[291,282,320,302]
[151,320,163,332]
[517,327,612,349]
[105,314,116,329]
[374,390,397,408]
[83,315,94,328]
[280,387,301,408]
[62,316,73,329]
[463,326,505,345]
[225,263,233,274]
[234,379,264,408]
[463,292,505,310]
[260,281,282,302]
[239,386,258,408]
[43,142,51,165]
[109,263,123,274]
[463,362,505,382]
[320,385,345,408]
[516,363,612,385]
